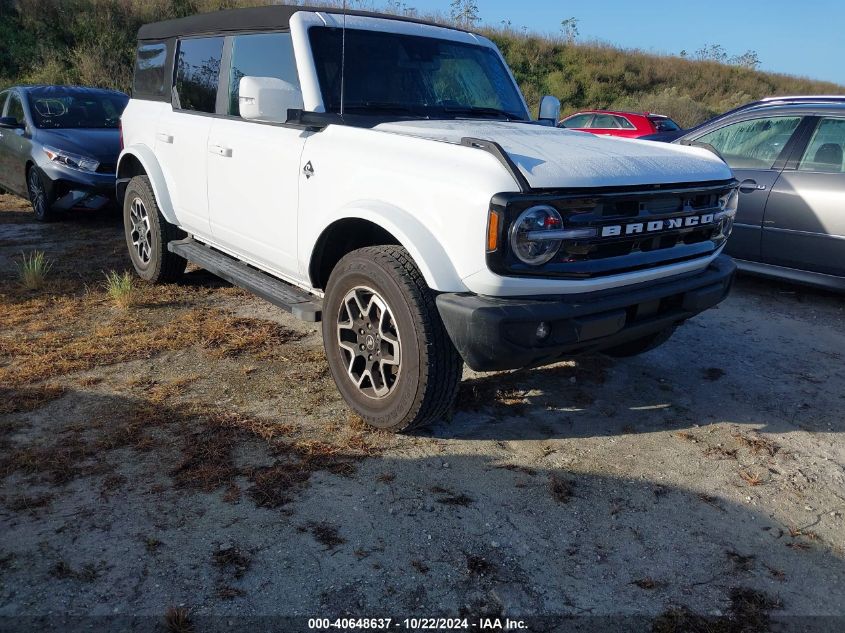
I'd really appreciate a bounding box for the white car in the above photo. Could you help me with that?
[118,5,738,432]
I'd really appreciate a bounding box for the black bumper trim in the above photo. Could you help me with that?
[436,255,736,371]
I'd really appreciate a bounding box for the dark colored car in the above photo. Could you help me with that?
[0,85,128,221]
[639,95,845,142]
[557,109,681,138]
[668,100,845,290]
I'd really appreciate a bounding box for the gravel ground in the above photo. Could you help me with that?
[1,195,844,632]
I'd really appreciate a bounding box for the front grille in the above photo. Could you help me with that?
[488,180,737,279]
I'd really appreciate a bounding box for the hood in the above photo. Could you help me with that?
[373,120,732,189]
[34,128,121,163]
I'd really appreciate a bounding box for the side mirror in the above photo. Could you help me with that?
[0,116,23,129]
[238,76,303,124]
[538,95,561,126]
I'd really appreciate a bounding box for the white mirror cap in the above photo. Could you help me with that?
[538,95,562,122]
[239,76,304,123]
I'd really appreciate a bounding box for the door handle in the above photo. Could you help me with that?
[739,179,766,193]
[157,132,174,144]
[209,144,233,158]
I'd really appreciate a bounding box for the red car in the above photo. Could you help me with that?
[557,110,682,138]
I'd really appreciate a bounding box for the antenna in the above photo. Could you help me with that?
[340,0,347,116]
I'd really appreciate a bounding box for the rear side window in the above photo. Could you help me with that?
[227,32,300,117]
[134,41,170,98]
[175,36,224,113]
[798,118,845,173]
[590,114,622,128]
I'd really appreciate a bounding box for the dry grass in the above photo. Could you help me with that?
[733,431,780,457]
[213,545,252,579]
[0,385,66,415]
[104,270,135,309]
[16,251,52,290]
[164,607,193,633]
[301,522,346,550]
[653,587,781,633]
[549,474,574,503]
[738,470,764,487]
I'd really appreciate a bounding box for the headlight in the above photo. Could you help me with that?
[718,187,739,217]
[509,206,564,266]
[508,205,597,266]
[43,146,99,173]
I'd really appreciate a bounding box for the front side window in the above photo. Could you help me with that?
[7,93,25,124]
[797,118,845,173]
[695,116,802,170]
[134,41,170,97]
[175,36,224,113]
[309,27,528,120]
[27,89,128,129]
[227,32,300,117]
[560,114,593,128]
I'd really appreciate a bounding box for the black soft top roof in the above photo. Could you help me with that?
[137,4,456,41]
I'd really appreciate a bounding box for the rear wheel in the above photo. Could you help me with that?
[322,246,463,432]
[123,175,187,283]
[27,166,56,222]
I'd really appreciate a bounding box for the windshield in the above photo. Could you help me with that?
[309,28,529,120]
[27,90,128,129]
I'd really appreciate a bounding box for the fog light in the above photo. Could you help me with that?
[536,321,551,340]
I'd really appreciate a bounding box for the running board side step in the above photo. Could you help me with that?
[168,238,322,322]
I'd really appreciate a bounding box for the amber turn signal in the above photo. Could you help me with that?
[487,210,501,252]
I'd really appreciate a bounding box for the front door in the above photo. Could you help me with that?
[0,92,30,195]
[206,31,308,280]
[154,35,225,238]
[762,116,845,276]
[693,115,804,262]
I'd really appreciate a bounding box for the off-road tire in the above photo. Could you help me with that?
[322,246,463,432]
[603,326,675,358]
[27,165,56,222]
[123,175,187,283]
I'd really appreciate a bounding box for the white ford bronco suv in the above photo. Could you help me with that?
[119,5,738,432]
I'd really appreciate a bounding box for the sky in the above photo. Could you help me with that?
[386,0,845,86]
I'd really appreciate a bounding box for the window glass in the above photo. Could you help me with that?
[134,41,169,97]
[616,115,636,129]
[26,88,127,129]
[7,94,25,124]
[227,32,300,117]
[797,118,845,173]
[309,28,528,119]
[696,116,801,169]
[590,114,622,128]
[650,116,680,132]
[560,114,593,128]
[175,36,224,113]
[0,92,8,116]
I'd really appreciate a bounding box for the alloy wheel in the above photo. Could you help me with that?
[336,286,402,399]
[129,197,153,264]
[28,169,46,217]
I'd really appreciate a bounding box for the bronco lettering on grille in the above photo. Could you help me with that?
[600,213,716,238]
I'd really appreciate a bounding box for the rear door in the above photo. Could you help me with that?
[761,116,845,276]
[693,115,804,261]
[154,35,224,238]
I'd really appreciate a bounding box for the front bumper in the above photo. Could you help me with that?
[436,255,736,371]
[40,162,116,211]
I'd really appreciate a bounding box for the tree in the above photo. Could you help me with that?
[560,17,579,44]
[450,0,479,28]
[729,50,761,69]
[694,44,728,63]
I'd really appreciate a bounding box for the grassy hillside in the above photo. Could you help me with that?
[1,0,842,127]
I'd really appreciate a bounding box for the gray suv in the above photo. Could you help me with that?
[673,100,845,291]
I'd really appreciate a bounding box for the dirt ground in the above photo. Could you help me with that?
[1,194,844,632]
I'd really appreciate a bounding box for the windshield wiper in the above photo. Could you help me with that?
[341,102,417,115]
[441,106,523,121]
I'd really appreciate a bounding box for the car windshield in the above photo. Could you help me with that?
[309,27,529,121]
[27,89,128,129]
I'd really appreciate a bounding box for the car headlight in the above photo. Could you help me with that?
[43,146,100,173]
[508,205,597,266]
[716,187,739,237]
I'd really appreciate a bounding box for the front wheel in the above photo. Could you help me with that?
[27,166,56,222]
[322,246,463,432]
